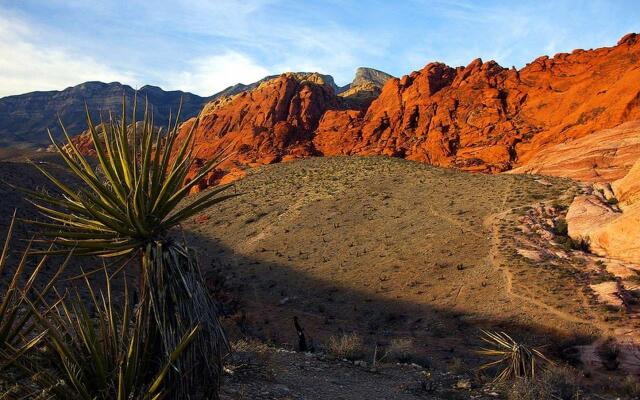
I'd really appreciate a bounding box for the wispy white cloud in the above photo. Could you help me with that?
[162,51,272,95]
[1,0,639,97]
[0,13,139,97]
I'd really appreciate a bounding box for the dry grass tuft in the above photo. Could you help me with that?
[505,366,580,400]
[327,333,364,361]
[385,338,415,363]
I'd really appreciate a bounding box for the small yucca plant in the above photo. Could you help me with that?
[0,212,68,375]
[21,97,235,398]
[25,271,198,400]
[477,330,553,382]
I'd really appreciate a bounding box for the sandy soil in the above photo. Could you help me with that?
[182,157,607,369]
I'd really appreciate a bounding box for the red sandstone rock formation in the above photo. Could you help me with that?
[179,72,342,189]
[317,33,640,173]
[509,121,640,182]
[178,33,640,188]
[566,158,640,264]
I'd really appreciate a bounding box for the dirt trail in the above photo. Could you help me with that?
[485,210,594,327]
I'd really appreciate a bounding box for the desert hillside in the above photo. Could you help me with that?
[178,157,639,396]
[1,137,638,398]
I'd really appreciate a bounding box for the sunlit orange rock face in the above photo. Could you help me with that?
[192,72,336,161]
[180,72,356,188]
[317,33,640,173]
[180,33,640,187]
[567,158,640,264]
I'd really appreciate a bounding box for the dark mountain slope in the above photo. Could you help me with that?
[0,81,210,147]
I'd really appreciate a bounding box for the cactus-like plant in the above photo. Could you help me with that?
[21,97,234,398]
[477,330,553,382]
[24,271,198,400]
[0,212,68,393]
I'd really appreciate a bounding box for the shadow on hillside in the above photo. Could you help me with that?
[183,229,595,369]
[0,155,596,371]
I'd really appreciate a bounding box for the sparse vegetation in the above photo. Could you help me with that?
[477,330,552,382]
[554,218,569,236]
[570,236,591,252]
[597,339,620,371]
[505,366,580,400]
[617,375,640,398]
[1,146,636,398]
[327,333,364,361]
[591,271,617,284]
[560,235,591,252]
[383,338,415,363]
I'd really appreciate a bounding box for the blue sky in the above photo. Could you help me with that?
[1,0,640,97]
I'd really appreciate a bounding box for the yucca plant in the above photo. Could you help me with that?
[20,97,235,398]
[0,212,69,384]
[22,99,232,257]
[477,330,553,382]
[23,271,199,400]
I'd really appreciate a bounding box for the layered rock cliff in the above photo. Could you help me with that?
[509,121,640,182]
[567,158,640,264]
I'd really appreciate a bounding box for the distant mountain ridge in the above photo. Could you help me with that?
[0,67,391,148]
[339,67,393,92]
[0,81,211,147]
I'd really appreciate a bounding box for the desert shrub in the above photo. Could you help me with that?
[554,218,569,236]
[597,339,620,371]
[551,200,567,211]
[607,197,619,205]
[561,236,590,252]
[570,236,591,252]
[385,338,415,363]
[505,366,580,400]
[327,332,364,361]
[477,330,552,382]
[448,357,466,374]
[591,271,617,284]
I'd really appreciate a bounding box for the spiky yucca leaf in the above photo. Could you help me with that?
[477,330,553,382]
[0,212,70,399]
[23,97,233,257]
[0,211,69,371]
[22,271,199,400]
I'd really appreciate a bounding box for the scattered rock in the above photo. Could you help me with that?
[354,360,368,368]
[590,281,623,308]
[454,378,472,390]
